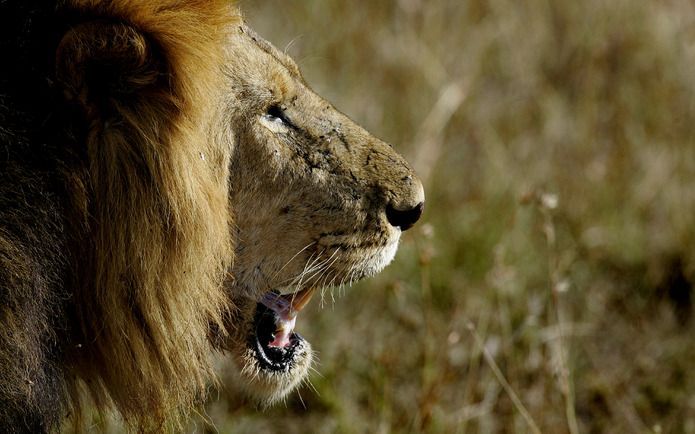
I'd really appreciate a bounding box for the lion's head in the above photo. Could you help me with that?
[219,25,424,404]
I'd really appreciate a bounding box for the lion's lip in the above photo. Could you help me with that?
[258,286,317,348]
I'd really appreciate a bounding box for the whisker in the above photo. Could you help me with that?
[267,241,316,286]
[304,377,320,396]
[287,248,340,304]
[296,388,307,410]
[281,251,319,289]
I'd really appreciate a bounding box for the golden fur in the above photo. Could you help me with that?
[57,1,238,428]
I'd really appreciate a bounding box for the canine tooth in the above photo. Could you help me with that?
[283,286,317,313]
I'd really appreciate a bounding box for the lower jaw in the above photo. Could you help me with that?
[224,308,312,405]
[251,303,305,371]
[227,249,399,400]
[238,349,312,406]
[233,342,312,405]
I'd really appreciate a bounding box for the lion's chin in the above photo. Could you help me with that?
[361,238,400,277]
[227,299,313,405]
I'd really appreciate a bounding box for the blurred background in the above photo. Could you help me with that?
[206,0,695,432]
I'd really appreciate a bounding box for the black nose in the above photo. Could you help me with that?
[386,201,424,231]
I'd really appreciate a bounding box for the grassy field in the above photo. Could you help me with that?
[195,1,695,433]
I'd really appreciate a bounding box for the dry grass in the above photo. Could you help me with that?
[212,0,695,433]
[90,0,695,432]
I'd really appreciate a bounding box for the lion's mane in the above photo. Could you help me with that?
[0,1,238,431]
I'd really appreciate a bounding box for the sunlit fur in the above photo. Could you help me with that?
[220,26,424,405]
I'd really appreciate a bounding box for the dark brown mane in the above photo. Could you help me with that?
[0,1,238,431]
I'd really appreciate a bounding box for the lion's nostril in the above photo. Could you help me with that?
[386,201,424,231]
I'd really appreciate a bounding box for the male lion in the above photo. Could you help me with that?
[0,1,423,432]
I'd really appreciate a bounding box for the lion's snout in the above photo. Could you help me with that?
[383,172,425,231]
[359,138,425,232]
[386,200,424,232]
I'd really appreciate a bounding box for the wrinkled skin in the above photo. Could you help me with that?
[220,25,424,403]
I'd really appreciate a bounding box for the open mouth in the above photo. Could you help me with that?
[250,286,317,371]
[232,245,404,403]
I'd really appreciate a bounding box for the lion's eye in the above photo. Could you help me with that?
[264,105,290,125]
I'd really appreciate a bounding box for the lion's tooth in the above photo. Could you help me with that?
[283,286,317,313]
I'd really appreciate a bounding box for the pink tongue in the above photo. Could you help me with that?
[268,314,296,348]
[259,292,298,348]
[261,287,316,348]
[260,287,317,348]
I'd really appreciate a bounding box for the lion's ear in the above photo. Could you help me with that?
[55,21,164,123]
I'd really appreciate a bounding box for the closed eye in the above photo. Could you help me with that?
[264,105,290,125]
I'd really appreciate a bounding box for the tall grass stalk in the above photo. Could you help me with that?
[539,193,580,434]
[466,321,541,434]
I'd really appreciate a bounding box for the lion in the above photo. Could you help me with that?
[0,1,423,432]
